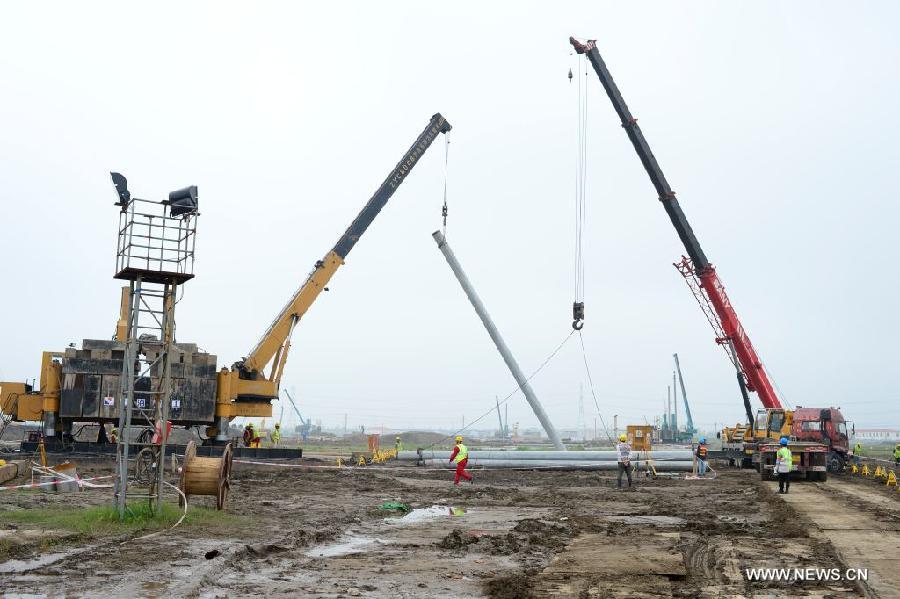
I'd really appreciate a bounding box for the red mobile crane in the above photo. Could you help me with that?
[571,37,849,477]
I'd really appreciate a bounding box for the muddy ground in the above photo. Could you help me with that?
[1,457,897,598]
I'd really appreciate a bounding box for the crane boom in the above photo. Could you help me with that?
[673,353,695,434]
[222,113,452,404]
[570,37,782,410]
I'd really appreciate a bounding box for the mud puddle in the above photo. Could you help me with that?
[305,534,388,557]
[387,505,467,524]
[0,544,94,574]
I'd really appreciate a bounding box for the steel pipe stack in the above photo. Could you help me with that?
[398,450,693,461]
[416,459,694,471]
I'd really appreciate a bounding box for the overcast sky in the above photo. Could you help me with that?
[1,2,897,435]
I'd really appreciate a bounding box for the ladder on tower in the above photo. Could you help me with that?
[114,276,178,513]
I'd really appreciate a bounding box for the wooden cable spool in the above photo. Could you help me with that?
[179,440,233,510]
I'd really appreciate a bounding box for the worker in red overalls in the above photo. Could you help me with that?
[449,435,473,485]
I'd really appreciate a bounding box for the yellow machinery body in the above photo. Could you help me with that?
[1,114,450,438]
[626,425,653,452]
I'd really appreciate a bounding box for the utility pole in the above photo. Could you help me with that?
[343,413,347,436]
[672,370,678,434]
[667,387,672,440]
[613,414,618,439]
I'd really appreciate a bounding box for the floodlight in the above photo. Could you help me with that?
[167,185,199,217]
[110,172,130,206]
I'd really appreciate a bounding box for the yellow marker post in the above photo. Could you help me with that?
[862,464,870,477]
[851,463,859,474]
[357,456,367,467]
[887,470,896,487]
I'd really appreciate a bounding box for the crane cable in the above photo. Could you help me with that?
[441,133,450,237]
[419,329,577,452]
[578,331,614,442]
[572,54,588,330]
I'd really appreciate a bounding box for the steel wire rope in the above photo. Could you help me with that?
[577,331,614,442]
[441,133,450,237]
[419,329,577,457]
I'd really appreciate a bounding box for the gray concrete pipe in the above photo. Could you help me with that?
[399,450,694,461]
[432,230,566,451]
[419,459,695,471]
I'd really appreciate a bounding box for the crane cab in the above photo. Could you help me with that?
[751,408,792,442]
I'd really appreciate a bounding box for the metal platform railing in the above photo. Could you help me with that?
[115,197,197,284]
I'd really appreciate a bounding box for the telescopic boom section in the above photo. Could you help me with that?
[234,113,452,398]
[570,37,782,410]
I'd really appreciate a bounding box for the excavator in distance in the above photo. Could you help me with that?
[0,113,452,445]
[570,37,849,477]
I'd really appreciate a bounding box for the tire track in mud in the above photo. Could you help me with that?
[492,470,863,598]
[777,477,900,599]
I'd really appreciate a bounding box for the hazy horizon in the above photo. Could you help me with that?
[2,2,898,436]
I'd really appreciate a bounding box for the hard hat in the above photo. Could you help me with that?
[0,459,6,467]
[455,435,463,442]
[619,434,627,442]
[779,436,789,446]
[275,423,280,428]
[396,436,401,440]
[699,437,707,444]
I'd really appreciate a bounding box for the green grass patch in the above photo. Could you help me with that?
[2,502,244,536]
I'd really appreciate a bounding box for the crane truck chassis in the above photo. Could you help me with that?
[0,113,451,446]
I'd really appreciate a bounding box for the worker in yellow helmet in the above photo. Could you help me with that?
[893,443,900,468]
[395,435,403,453]
[271,423,282,447]
[616,433,632,489]
[449,435,473,485]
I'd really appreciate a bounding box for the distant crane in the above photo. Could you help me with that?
[673,354,696,437]
[282,389,312,441]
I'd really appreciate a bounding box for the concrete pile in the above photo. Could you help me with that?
[397,449,694,471]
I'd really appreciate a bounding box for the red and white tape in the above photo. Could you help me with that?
[0,474,114,492]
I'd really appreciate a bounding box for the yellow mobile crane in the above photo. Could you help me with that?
[1,113,451,444]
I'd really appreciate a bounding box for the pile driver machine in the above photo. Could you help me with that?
[0,113,451,447]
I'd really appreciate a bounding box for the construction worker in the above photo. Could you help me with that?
[776,436,792,494]
[395,436,403,454]
[449,435,473,485]
[109,426,118,444]
[893,443,900,468]
[616,434,632,489]
[853,441,863,467]
[271,423,282,447]
[696,437,709,477]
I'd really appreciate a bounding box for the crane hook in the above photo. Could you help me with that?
[568,67,573,83]
[572,301,584,330]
